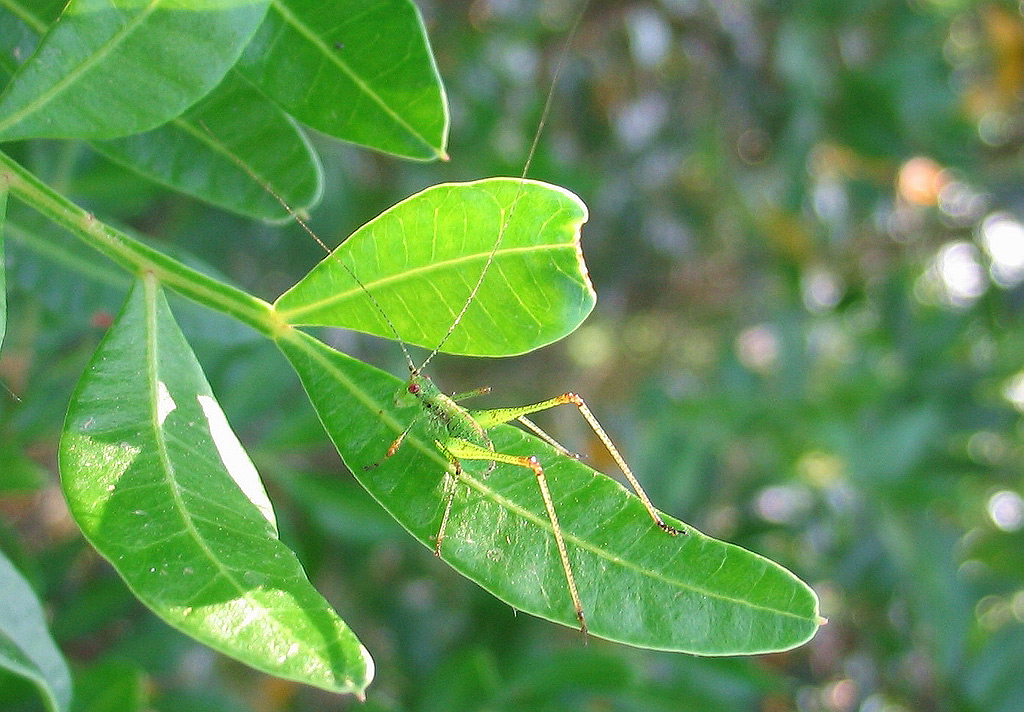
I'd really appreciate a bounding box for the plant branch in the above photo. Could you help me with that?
[0,150,281,337]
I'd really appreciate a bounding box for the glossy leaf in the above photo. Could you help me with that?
[59,278,372,695]
[277,328,823,654]
[236,0,448,160]
[275,178,595,357]
[94,71,322,222]
[0,0,270,141]
[0,548,72,712]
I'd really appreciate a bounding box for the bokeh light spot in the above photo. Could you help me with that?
[980,212,1024,286]
[987,490,1024,532]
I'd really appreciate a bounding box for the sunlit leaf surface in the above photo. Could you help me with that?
[60,278,372,695]
[275,178,594,357]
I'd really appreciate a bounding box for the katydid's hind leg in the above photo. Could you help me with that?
[475,394,684,537]
[518,416,580,460]
[432,442,470,556]
[444,437,587,636]
[435,468,459,557]
[528,453,588,639]
[558,393,684,536]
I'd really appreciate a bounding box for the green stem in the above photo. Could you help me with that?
[0,150,281,337]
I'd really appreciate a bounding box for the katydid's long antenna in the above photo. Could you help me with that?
[199,122,418,370]
[416,1,589,373]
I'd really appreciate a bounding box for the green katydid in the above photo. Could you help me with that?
[374,367,683,635]
[210,2,683,637]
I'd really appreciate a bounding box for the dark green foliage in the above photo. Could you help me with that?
[2,0,1024,711]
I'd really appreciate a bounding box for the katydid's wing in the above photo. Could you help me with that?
[278,329,824,655]
[274,178,594,357]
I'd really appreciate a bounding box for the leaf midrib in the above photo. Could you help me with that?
[268,0,440,158]
[1,0,49,34]
[276,242,576,322]
[141,278,306,641]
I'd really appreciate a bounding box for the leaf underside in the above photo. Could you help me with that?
[59,278,372,695]
[278,328,822,655]
[93,70,322,222]
[275,178,595,357]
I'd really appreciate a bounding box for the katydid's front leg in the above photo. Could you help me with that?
[362,414,422,471]
[472,393,685,537]
[441,436,587,637]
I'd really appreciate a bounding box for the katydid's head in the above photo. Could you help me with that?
[394,367,437,407]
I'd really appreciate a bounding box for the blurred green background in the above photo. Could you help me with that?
[4,0,1024,710]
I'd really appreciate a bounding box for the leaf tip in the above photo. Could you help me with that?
[351,642,375,698]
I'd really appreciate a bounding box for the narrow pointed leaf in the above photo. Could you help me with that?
[236,0,447,160]
[275,178,595,357]
[94,71,322,222]
[0,0,270,141]
[277,329,823,654]
[0,549,72,712]
[59,278,372,695]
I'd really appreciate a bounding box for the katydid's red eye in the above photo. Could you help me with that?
[408,383,419,394]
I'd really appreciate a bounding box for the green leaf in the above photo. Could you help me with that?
[59,277,373,695]
[0,0,59,84]
[277,328,823,655]
[93,71,322,222]
[0,3,316,219]
[0,187,6,351]
[4,209,132,327]
[0,0,271,141]
[275,178,595,357]
[236,0,448,160]
[0,548,72,712]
